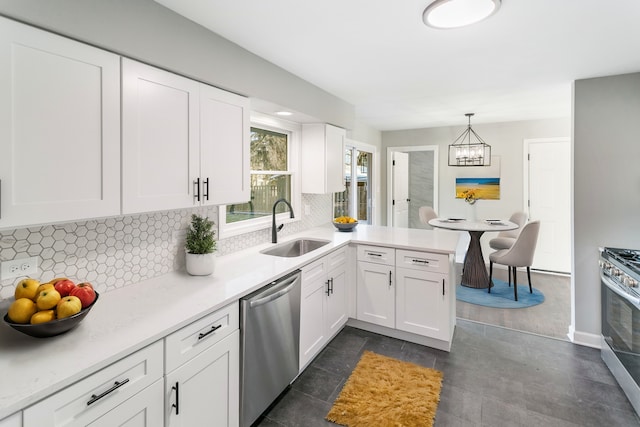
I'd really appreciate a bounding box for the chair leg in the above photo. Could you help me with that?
[527,266,533,293]
[513,268,518,301]
[488,261,493,293]
[508,267,511,287]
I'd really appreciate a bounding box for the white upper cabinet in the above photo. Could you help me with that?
[301,124,346,194]
[121,59,200,214]
[200,84,250,205]
[122,59,249,214]
[0,17,121,229]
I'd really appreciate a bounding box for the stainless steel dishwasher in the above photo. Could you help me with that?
[240,269,301,427]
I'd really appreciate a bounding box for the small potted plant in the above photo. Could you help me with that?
[185,214,217,276]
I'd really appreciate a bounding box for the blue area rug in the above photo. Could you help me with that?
[456,279,545,309]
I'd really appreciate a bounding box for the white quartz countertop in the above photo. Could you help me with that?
[0,224,459,419]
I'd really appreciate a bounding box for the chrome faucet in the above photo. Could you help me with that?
[272,198,295,243]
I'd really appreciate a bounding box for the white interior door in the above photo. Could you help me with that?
[526,138,571,273]
[392,152,409,228]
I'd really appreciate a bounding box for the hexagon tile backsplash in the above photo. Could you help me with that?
[0,194,332,299]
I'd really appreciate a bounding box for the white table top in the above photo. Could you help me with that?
[429,218,518,232]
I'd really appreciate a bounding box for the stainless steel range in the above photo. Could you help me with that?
[600,247,640,415]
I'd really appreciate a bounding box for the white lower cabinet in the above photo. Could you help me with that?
[299,247,348,369]
[165,331,239,427]
[0,412,21,427]
[356,245,395,328]
[164,302,240,427]
[356,246,453,343]
[395,249,450,341]
[23,341,164,427]
[396,268,449,340]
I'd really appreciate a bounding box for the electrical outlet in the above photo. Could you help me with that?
[1,257,38,281]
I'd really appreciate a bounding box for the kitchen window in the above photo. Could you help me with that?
[218,114,300,237]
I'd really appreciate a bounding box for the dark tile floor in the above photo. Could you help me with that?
[256,321,640,426]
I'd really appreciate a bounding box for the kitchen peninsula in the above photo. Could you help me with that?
[0,224,460,424]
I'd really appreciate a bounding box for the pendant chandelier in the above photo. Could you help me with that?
[448,113,491,167]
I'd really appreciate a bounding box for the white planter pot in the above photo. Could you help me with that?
[186,252,216,276]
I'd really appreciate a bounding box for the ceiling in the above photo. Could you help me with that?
[154,0,640,131]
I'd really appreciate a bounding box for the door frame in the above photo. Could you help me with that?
[344,138,378,225]
[386,145,439,227]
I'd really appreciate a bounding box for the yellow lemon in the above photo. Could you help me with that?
[30,309,56,324]
[14,278,40,301]
[7,298,38,324]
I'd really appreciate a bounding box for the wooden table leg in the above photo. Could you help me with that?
[461,230,490,288]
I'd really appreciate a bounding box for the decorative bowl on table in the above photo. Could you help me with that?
[3,292,99,338]
[333,217,358,232]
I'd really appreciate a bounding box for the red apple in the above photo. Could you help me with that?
[77,282,93,290]
[70,283,96,308]
[54,279,76,297]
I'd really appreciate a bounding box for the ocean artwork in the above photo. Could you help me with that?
[455,177,500,200]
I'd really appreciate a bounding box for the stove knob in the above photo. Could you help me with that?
[627,278,638,288]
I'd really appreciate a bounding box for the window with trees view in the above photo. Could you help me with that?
[226,126,293,224]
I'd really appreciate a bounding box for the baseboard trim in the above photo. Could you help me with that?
[569,326,601,348]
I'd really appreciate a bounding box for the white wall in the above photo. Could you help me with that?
[573,72,640,341]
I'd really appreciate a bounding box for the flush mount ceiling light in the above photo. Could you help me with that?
[448,113,491,166]
[423,0,501,29]
[275,111,293,116]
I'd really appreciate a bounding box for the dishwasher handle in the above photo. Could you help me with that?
[249,274,300,308]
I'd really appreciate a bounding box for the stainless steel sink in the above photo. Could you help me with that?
[260,238,331,257]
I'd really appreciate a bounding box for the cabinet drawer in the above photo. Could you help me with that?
[396,250,449,274]
[357,245,395,265]
[165,301,239,373]
[23,340,163,427]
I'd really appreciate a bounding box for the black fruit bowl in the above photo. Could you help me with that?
[3,292,99,338]
[333,221,358,232]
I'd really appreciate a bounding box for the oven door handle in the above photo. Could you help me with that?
[601,272,640,306]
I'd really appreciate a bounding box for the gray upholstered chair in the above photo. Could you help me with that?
[488,220,541,301]
[418,206,438,228]
[489,211,528,250]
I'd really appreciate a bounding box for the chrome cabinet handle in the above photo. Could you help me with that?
[194,178,201,202]
[172,382,180,415]
[198,324,222,340]
[87,378,130,405]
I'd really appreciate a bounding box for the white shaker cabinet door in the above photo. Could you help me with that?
[121,58,200,214]
[0,17,120,229]
[199,84,250,205]
[165,330,240,427]
[299,258,328,370]
[326,259,348,337]
[356,261,395,328]
[395,267,449,340]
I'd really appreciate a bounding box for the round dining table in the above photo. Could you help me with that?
[428,218,518,289]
